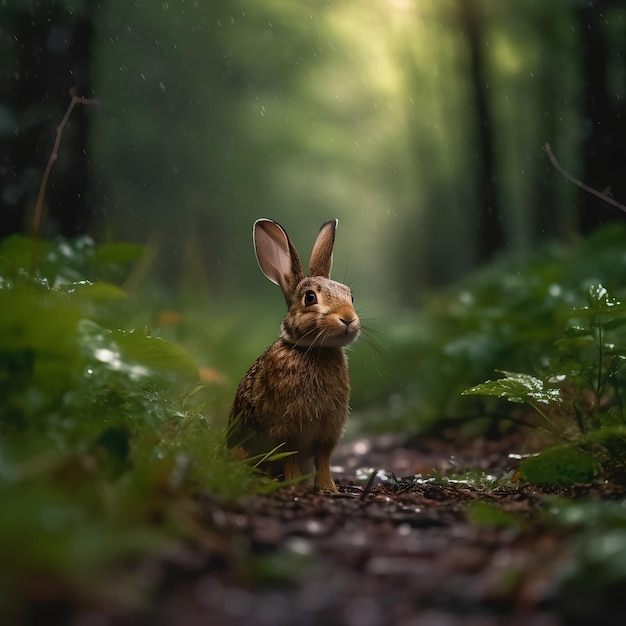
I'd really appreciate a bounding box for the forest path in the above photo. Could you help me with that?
[120,434,626,626]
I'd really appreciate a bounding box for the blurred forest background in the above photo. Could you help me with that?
[2,0,625,301]
[6,3,626,619]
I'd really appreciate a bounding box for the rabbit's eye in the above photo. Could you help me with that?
[304,290,317,306]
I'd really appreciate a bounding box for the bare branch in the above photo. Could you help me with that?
[32,94,98,238]
[544,142,626,214]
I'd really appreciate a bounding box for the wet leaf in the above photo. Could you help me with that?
[586,284,620,310]
[110,329,199,379]
[577,284,625,317]
[61,280,127,300]
[462,371,561,405]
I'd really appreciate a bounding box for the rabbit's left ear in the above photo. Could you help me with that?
[309,219,337,278]
[254,219,304,301]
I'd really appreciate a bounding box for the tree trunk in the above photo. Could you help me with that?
[577,0,626,233]
[458,0,504,262]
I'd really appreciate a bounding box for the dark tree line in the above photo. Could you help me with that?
[454,0,626,264]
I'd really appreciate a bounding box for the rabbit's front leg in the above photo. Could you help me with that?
[313,445,338,492]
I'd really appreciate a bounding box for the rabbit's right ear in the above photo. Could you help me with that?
[253,219,304,302]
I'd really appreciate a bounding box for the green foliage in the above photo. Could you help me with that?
[462,278,626,485]
[0,233,144,287]
[454,230,626,486]
[0,235,276,617]
[354,225,626,487]
[362,223,626,432]
[519,446,597,487]
[463,371,561,406]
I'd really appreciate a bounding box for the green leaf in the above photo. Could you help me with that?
[0,287,80,360]
[77,321,198,381]
[587,283,619,308]
[110,329,199,379]
[61,281,127,301]
[562,325,591,338]
[462,370,561,405]
[602,316,626,331]
[519,445,597,487]
[607,355,626,378]
[578,283,624,317]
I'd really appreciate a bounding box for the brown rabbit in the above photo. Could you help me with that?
[228,218,360,492]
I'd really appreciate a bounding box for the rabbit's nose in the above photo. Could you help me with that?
[339,317,355,327]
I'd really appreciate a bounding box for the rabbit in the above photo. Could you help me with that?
[228,218,360,492]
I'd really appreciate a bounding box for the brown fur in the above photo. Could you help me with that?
[228,219,359,492]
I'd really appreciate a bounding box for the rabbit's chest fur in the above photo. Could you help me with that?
[233,339,350,452]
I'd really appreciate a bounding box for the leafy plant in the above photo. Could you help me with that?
[0,234,283,619]
[463,371,561,432]
[357,223,626,434]
[462,282,626,486]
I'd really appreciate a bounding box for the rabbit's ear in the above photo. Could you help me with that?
[309,219,337,278]
[254,219,304,300]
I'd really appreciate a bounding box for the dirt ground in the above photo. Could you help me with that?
[33,433,626,626]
